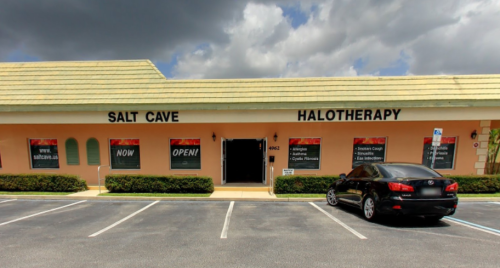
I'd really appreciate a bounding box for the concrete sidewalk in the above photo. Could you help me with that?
[68,190,108,197]
[67,190,275,199]
[209,191,276,198]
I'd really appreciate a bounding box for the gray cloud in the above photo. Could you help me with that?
[1,0,499,78]
[0,0,246,61]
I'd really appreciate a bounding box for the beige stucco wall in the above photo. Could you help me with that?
[0,121,481,185]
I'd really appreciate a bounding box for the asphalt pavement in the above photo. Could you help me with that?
[0,199,499,268]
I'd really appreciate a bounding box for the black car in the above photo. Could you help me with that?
[326,163,458,222]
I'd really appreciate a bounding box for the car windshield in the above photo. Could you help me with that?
[377,164,442,178]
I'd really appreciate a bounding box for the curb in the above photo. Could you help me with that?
[0,195,323,202]
[1,195,499,202]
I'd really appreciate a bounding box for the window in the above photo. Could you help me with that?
[65,138,79,165]
[170,139,201,169]
[288,138,321,170]
[86,138,100,165]
[352,137,387,169]
[422,137,457,169]
[29,139,59,169]
[378,164,442,178]
[109,139,140,169]
[347,165,364,178]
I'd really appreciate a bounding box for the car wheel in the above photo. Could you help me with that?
[424,215,444,222]
[326,188,338,206]
[363,196,377,221]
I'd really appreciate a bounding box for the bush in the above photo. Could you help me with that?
[275,175,500,194]
[0,174,87,192]
[274,175,339,194]
[444,175,500,193]
[105,174,214,193]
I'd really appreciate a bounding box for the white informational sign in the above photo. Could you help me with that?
[432,128,443,146]
[283,169,294,176]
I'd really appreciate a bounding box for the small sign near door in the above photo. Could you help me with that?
[283,169,294,176]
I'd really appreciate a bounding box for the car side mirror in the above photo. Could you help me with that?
[340,173,347,180]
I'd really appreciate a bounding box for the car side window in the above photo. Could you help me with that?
[347,166,364,178]
[358,166,371,178]
[359,165,373,178]
[363,165,379,178]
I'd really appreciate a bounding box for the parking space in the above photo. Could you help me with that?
[0,198,499,267]
[449,202,500,230]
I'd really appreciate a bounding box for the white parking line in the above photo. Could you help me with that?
[309,202,367,240]
[443,217,500,237]
[0,199,15,204]
[0,200,87,226]
[220,201,235,239]
[89,201,159,238]
[490,202,500,205]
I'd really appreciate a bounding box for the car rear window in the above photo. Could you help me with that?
[377,164,442,178]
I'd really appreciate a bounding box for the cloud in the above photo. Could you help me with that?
[1,0,499,78]
[0,0,246,61]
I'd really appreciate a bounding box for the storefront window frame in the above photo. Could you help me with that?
[421,136,458,170]
[287,137,322,170]
[108,138,141,170]
[28,138,60,170]
[169,137,202,170]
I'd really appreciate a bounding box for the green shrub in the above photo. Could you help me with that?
[105,174,214,193]
[275,175,500,194]
[274,175,339,194]
[0,174,87,192]
[443,175,500,193]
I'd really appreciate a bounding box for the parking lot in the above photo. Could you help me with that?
[0,199,499,268]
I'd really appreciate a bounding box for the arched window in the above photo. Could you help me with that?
[65,138,79,165]
[86,138,100,165]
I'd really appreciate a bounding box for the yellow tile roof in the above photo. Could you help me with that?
[1,60,500,111]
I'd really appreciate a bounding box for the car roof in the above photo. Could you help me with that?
[369,162,425,167]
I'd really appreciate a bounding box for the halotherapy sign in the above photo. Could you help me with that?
[297,109,402,122]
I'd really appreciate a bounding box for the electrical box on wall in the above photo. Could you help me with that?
[269,156,275,163]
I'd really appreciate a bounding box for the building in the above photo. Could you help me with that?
[1,60,499,186]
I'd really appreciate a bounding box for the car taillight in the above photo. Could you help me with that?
[388,182,414,192]
[445,182,459,192]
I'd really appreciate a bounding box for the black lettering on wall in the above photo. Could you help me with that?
[117,112,125,122]
[108,112,116,123]
[155,112,164,122]
[307,110,316,121]
[345,110,354,121]
[326,110,335,121]
[131,111,138,122]
[162,111,171,122]
[373,110,382,120]
[383,109,392,120]
[317,110,325,121]
[298,110,307,121]
[146,112,154,122]
[337,110,345,121]
[392,109,401,120]
[364,110,372,120]
[172,111,179,122]
[355,109,362,120]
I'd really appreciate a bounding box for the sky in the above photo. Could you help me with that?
[1,0,499,79]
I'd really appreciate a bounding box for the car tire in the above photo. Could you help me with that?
[363,196,377,221]
[424,215,444,222]
[326,187,338,206]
